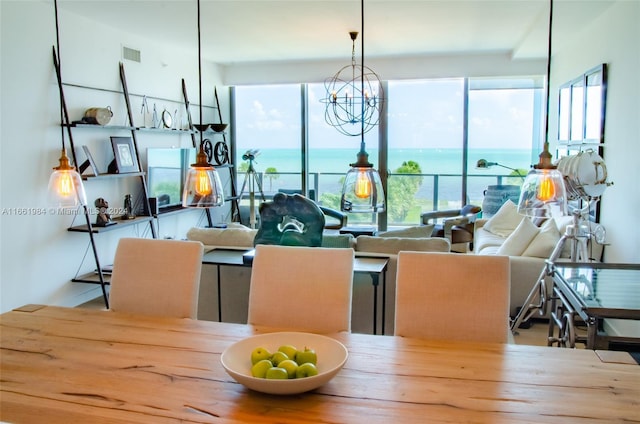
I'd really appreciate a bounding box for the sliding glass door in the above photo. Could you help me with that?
[232,77,543,229]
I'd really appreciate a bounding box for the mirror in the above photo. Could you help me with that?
[557,63,607,148]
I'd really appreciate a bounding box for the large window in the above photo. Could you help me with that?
[386,79,464,225]
[466,84,541,205]
[232,77,543,229]
[233,84,301,199]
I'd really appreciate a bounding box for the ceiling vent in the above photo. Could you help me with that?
[122,46,141,63]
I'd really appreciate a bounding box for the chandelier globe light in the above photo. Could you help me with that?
[322,31,383,137]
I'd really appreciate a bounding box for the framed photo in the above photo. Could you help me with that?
[78,145,100,176]
[109,136,139,174]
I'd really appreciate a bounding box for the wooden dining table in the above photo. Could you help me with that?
[1,305,638,423]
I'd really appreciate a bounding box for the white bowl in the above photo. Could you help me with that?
[220,332,348,395]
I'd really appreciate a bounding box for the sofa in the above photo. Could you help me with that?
[186,223,450,334]
[473,200,605,319]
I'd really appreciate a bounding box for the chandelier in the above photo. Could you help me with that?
[322,31,383,137]
[333,0,385,214]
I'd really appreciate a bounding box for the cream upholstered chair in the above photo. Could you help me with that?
[395,251,510,343]
[247,244,354,333]
[109,238,204,319]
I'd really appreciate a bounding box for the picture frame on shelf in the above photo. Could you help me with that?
[109,136,139,174]
[77,145,100,176]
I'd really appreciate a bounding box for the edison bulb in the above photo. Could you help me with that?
[354,170,372,198]
[57,171,75,197]
[537,172,556,202]
[194,169,212,196]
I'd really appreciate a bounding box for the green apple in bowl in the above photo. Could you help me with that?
[278,359,299,379]
[278,344,298,360]
[295,362,319,378]
[296,347,317,365]
[251,347,272,365]
[251,359,273,378]
[270,351,289,366]
[266,367,289,380]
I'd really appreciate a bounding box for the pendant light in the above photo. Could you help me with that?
[47,144,87,208]
[182,0,224,208]
[48,0,87,208]
[340,142,385,213]
[517,0,566,219]
[338,0,385,214]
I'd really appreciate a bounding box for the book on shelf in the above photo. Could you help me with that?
[94,264,114,275]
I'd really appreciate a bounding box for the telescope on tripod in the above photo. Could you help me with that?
[238,149,265,229]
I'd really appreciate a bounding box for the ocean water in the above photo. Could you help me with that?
[149,147,532,208]
[246,147,532,174]
[233,147,532,207]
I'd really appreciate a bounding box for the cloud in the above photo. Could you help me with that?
[251,100,286,131]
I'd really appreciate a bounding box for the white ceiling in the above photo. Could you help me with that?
[58,0,615,65]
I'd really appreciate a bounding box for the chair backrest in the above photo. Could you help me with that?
[395,251,510,343]
[109,238,204,319]
[247,244,354,333]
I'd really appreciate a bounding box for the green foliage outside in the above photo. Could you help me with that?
[506,169,528,186]
[387,160,423,223]
[264,167,279,191]
[152,182,180,205]
[238,162,249,173]
[318,160,424,224]
[319,174,344,212]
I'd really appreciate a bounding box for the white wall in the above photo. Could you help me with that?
[1,0,638,314]
[224,52,546,86]
[0,1,229,312]
[548,0,640,263]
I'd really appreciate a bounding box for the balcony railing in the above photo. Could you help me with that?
[235,171,522,226]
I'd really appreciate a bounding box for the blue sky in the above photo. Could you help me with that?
[235,79,539,151]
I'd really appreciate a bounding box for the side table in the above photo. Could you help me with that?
[548,262,640,349]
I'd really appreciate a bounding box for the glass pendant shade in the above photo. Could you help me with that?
[517,168,567,218]
[340,166,385,213]
[182,162,224,208]
[47,148,87,208]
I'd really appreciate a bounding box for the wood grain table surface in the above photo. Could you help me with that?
[1,305,638,423]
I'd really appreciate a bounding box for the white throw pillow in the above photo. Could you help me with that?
[496,217,539,256]
[483,200,522,237]
[522,218,561,258]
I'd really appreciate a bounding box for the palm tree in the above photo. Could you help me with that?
[264,167,279,191]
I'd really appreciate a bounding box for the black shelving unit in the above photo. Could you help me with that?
[54,52,157,308]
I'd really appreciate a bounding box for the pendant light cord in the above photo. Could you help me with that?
[544,0,553,146]
[197,0,203,150]
[360,0,365,151]
[54,0,64,151]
